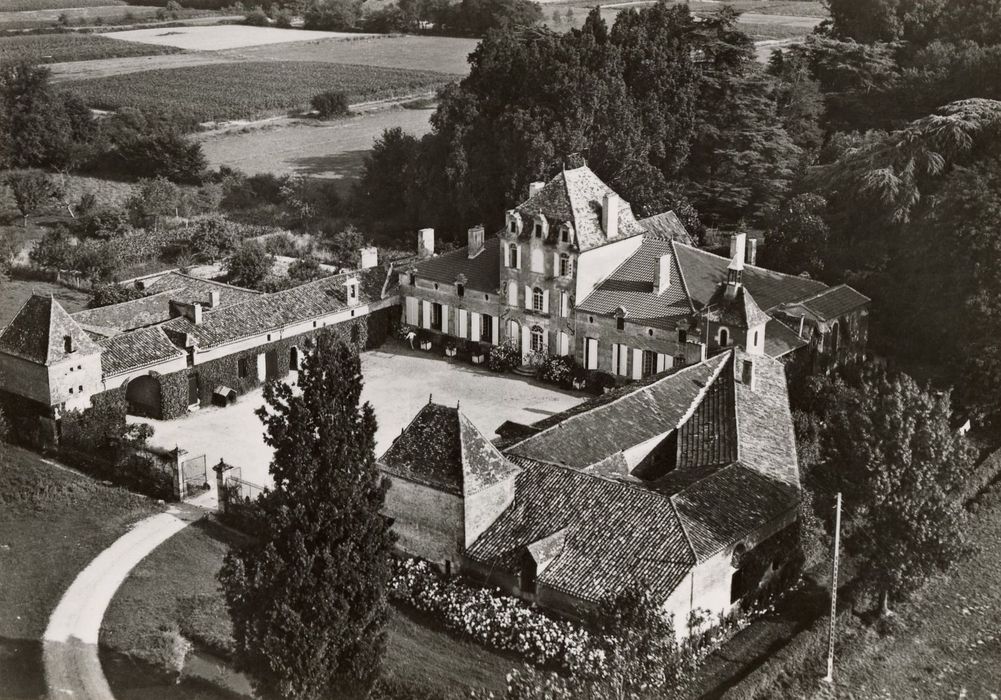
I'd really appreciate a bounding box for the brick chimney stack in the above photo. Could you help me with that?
[360,246,378,269]
[467,224,485,259]
[746,238,758,266]
[417,228,435,258]
[602,192,620,239]
[653,253,671,295]
[528,181,545,198]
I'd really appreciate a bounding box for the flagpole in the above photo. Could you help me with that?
[823,491,842,683]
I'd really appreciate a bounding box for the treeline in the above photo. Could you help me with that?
[352,0,1001,431]
[300,0,542,36]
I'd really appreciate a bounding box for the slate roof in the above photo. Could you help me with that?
[465,459,696,603]
[792,284,871,321]
[705,284,772,330]
[98,326,184,377]
[412,237,501,293]
[764,318,807,358]
[0,295,101,365]
[141,272,261,306]
[638,211,695,246]
[515,166,646,251]
[674,243,829,312]
[575,238,694,330]
[505,353,730,469]
[379,402,520,496]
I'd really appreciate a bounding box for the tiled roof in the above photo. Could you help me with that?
[465,459,695,603]
[0,295,100,365]
[515,166,645,251]
[99,326,184,377]
[638,211,695,246]
[575,238,694,330]
[162,265,392,350]
[506,354,730,469]
[733,352,800,489]
[141,272,261,306]
[672,462,798,559]
[764,318,807,358]
[379,402,519,496]
[412,237,501,293]
[677,359,737,470]
[795,284,871,321]
[674,244,828,312]
[705,284,772,330]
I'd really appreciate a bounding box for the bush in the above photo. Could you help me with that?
[244,6,270,25]
[188,216,238,263]
[311,90,351,119]
[488,338,521,372]
[88,283,147,309]
[273,8,293,27]
[538,354,577,387]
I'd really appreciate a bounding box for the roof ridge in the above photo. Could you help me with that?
[166,271,262,294]
[670,239,698,314]
[675,242,830,290]
[793,282,872,309]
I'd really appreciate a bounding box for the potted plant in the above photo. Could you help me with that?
[444,341,457,358]
[418,329,433,351]
[471,343,486,365]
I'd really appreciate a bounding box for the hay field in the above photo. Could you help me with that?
[63,61,451,124]
[100,25,373,50]
[0,33,181,64]
[223,35,479,76]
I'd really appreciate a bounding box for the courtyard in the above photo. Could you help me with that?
[132,341,585,490]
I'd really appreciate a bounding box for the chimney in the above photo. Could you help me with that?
[417,228,435,258]
[740,358,756,390]
[193,302,203,325]
[344,276,360,306]
[209,290,221,308]
[467,224,485,259]
[529,181,545,198]
[602,192,620,239]
[746,238,757,266]
[653,253,671,295]
[729,233,746,263]
[360,246,378,269]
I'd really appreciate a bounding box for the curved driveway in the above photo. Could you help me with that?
[42,503,206,700]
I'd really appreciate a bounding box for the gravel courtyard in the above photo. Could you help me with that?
[132,342,585,490]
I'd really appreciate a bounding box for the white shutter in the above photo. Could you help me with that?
[559,332,569,356]
[542,329,549,354]
[405,296,418,325]
[520,326,530,359]
[504,244,510,268]
[560,292,569,317]
[467,311,476,340]
[515,245,522,270]
[611,344,619,375]
[508,281,517,306]
[632,348,643,380]
[586,338,598,369]
[524,285,532,311]
[552,252,559,277]
[421,301,430,329]
[441,304,449,334]
[542,289,550,314]
[256,353,266,381]
[492,316,500,346]
[656,353,668,372]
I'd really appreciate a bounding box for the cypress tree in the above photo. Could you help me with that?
[219,334,394,699]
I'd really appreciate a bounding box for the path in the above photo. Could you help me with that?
[42,497,211,700]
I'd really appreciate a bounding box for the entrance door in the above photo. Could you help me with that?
[265,350,279,380]
[187,374,199,407]
[289,346,299,371]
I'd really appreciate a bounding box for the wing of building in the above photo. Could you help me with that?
[379,347,800,626]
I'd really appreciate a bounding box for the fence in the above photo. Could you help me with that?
[181,453,208,494]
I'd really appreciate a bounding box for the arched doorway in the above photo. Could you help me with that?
[718,327,729,347]
[125,374,162,419]
[289,346,299,371]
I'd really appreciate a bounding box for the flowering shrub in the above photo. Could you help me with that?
[390,558,597,670]
[537,355,577,387]
[488,338,521,372]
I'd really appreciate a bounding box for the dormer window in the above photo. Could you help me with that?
[617,317,625,331]
[349,285,357,300]
[457,283,465,298]
[63,336,74,353]
[560,227,570,244]
[409,272,417,285]
[534,222,543,238]
[509,220,517,234]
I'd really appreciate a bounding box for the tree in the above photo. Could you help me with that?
[0,229,17,275]
[323,224,363,269]
[114,128,207,184]
[4,170,57,226]
[352,127,421,230]
[189,216,238,263]
[226,240,274,289]
[30,226,75,270]
[304,0,363,30]
[311,91,351,119]
[126,177,182,232]
[219,336,394,699]
[819,366,976,615]
[287,256,325,284]
[761,193,830,278]
[88,283,147,309]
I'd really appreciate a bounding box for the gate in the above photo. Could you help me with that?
[181,454,208,496]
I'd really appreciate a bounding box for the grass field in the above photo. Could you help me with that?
[63,61,452,124]
[101,517,514,697]
[0,33,181,64]
[101,25,368,50]
[0,5,162,29]
[0,0,125,10]
[0,448,161,698]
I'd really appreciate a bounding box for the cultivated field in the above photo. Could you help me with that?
[0,33,181,64]
[63,61,451,124]
[222,35,479,76]
[200,105,436,190]
[0,5,161,28]
[0,0,125,10]
[101,25,373,51]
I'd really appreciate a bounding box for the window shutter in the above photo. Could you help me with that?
[492,316,500,345]
[542,329,549,354]
[524,285,532,310]
[559,332,569,356]
[560,292,569,317]
[470,312,480,341]
[632,348,643,380]
[441,304,449,334]
[586,338,598,369]
[552,252,559,277]
[542,290,550,314]
[656,353,668,372]
[611,344,619,375]
[504,244,510,268]
[405,296,418,325]
[515,245,522,270]
[458,309,467,339]
[421,301,430,329]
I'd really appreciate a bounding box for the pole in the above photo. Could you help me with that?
[823,492,842,683]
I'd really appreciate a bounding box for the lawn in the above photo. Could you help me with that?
[101,517,514,698]
[62,61,452,125]
[0,446,161,698]
[0,33,181,65]
[0,0,125,10]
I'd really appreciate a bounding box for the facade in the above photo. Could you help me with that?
[379,348,801,628]
[401,164,869,380]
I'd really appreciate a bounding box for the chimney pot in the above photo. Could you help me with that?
[467,224,485,259]
[746,238,757,266]
[209,290,221,308]
[360,246,378,269]
[729,233,746,265]
[417,228,435,258]
[602,192,620,239]
[653,253,671,294]
[193,303,203,325]
[529,181,545,198]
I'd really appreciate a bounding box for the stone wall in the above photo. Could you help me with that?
[383,473,465,570]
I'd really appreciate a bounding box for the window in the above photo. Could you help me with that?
[349,284,357,300]
[481,314,493,343]
[533,222,543,238]
[509,221,517,234]
[532,287,544,312]
[678,329,687,344]
[78,385,82,392]
[648,328,654,336]
[508,243,518,269]
[430,303,442,331]
[409,272,417,285]
[559,253,571,277]
[730,569,745,604]
[520,557,538,595]
[508,280,519,307]
[718,327,729,346]
[830,321,840,355]
[530,325,544,353]
[186,347,195,367]
[753,330,759,347]
[63,335,73,353]
[267,334,272,342]
[616,316,625,331]
[69,387,74,394]
[238,357,249,378]
[642,350,657,377]
[560,227,570,244]
[456,283,465,298]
